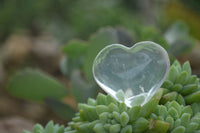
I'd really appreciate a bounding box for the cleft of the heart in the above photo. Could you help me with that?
[93,41,170,107]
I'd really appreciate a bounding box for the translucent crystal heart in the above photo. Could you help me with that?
[93,41,170,107]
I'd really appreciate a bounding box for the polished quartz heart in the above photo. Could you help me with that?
[93,41,170,107]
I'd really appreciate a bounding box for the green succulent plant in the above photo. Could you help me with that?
[23,60,200,133]
[161,60,200,105]
[22,121,67,133]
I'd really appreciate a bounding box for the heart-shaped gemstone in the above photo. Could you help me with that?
[93,41,170,107]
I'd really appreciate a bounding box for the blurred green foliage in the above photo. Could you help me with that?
[4,0,198,121]
[7,24,194,120]
[0,0,138,43]
[165,1,200,40]
[8,69,68,101]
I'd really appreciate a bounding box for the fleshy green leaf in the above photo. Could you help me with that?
[185,91,200,104]
[62,40,87,58]
[171,126,185,133]
[149,119,169,133]
[45,99,75,120]
[83,28,119,80]
[71,70,98,103]
[133,118,148,133]
[120,112,129,127]
[8,69,68,101]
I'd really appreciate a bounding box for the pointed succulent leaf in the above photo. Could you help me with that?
[166,65,179,82]
[118,103,127,113]
[99,112,109,123]
[89,120,100,129]
[171,126,185,133]
[180,113,191,127]
[109,103,119,112]
[188,75,198,84]
[175,71,189,85]
[33,124,44,132]
[168,101,181,116]
[181,84,198,96]
[45,121,54,133]
[170,84,183,92]
[165,115,174,130]
[116,90,125,102]
[106,95,118,105]
[113,111,120,122]
[181,106,192,116]
[174,119,181,128]
[192,103,200,115]
[168,107,179,120]
[109,124,121,133]
[163,88,170,95]
[87,98,97,106]
[133,117,148,133]
[128,106,141,122]
[173,60,182,72]
[185,91,200,104]
[191,113,200,124]
[176,94,185,105]
[82,104,98,121]
[160,92,178,104]
[186,122,199,133]
[77,123,93,133]
[104,123,111,130]
[149,119,169,133]
[22,130,31,133]
[120,125,132,133]
[158,105,168,120]
[140,88,163,118]
[96,93,107,105]
[162,80,173,89]
[96,105,109,115]
[182,61,191,75]
[120,112,129,127]
[93,123,107,133]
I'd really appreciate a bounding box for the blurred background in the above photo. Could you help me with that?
[0,0,200,132]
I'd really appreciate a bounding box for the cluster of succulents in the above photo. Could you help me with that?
[22,121,66,133]
[23,61,200,133]
[161,60,200,105]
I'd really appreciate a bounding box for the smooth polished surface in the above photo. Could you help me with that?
[93,41,170,107]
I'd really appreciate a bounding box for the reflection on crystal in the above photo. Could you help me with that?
[93,41,170,107]
[125,88,133,98]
